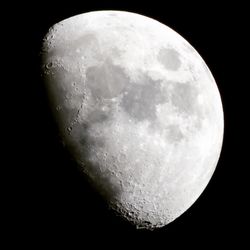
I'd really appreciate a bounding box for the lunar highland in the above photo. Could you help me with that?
[41,11,224,229]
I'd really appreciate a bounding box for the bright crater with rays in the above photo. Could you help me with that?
[41,11,224,229]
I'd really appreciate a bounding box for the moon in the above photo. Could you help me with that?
[41,11,224,229]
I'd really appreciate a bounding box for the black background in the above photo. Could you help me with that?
[5,1,246,248]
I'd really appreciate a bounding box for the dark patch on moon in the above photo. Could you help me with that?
[170,83,198,115]
[86,109,110,124]
[86,60,129,100]
[166,124,184,143]
[157,48,181,71]
[120,75,167,122]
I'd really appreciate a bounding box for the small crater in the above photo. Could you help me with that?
[157,48,181,71]
[56,105,62,111]
[45,62,53,69]
[67,126,72,132]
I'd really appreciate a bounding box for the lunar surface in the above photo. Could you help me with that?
[41,11,224,229]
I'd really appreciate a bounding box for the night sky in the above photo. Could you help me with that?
[4,1,246,247]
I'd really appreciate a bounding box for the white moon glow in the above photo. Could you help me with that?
[41,11,224,229]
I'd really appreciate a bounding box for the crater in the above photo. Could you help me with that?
[77,124,121,202]
[157,48,181,71]
[86,60,129,100]
[42,66,84,125]
[120,74,167,122]
[45,33,99,59]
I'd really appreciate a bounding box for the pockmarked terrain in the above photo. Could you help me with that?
[41,11,224,229]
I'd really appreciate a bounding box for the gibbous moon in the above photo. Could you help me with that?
[41,11,224,229]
